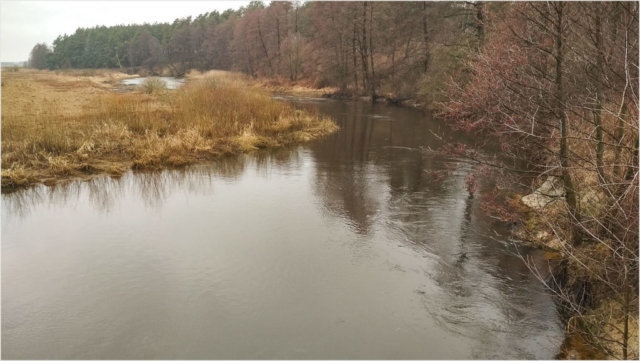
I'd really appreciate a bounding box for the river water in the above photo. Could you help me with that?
[120,77,185,90]
[1,97,563,359]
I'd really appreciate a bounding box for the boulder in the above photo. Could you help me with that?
[522,176,565,210]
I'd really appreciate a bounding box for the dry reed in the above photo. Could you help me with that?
[1,71,337,189]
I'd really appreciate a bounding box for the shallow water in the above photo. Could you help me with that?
[120,76,185,90]
[1,97,563,359]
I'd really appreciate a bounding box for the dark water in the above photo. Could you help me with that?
[1,97,563,359]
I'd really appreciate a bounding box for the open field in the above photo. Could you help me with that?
[1,69,337,190]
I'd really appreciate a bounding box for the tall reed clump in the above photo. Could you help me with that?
[1,71,337,189]
[139,77,167,94]
[172,74,326,140]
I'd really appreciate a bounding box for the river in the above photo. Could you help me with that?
[120,77,185,90]
[1,96,563,359]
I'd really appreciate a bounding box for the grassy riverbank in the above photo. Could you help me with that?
[1,69,337,190]
[238,74,432,110]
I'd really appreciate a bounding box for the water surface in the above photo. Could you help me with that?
[2,97,563,359]
[120,76,185,89]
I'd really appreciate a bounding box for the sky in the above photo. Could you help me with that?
[0,1,252,62]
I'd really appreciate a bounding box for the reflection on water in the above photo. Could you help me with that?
[2,97,562,359]
[3,153,285,217]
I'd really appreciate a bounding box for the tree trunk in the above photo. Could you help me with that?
[554,2,579,238]
[352,21,358,91]
[475,2,485,48]
[422,2,430,73]
[623,282,630,360]
[594,11,605,183]
[115,49,124,71]
[619,134,636,361]
[276,17,281,74]
[360,2,370,93]
[391,51,395,81]
[257,17,275,75]
[614,102,628,178]
[339,32,346,90]
[294,3,298,34]
[128,45,135,74]
[368,1,376,101]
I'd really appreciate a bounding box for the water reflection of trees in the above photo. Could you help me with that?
[422,184,561,358]
[306,100,562,357]
[308,101,458,236]
[305,102,377,234]
[2,148,304,220]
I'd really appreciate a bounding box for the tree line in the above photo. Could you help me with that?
[29,1,485,100]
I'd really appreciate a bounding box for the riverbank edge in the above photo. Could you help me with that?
[1,128,337,193]
[321,91,430,110]
[243,76,433,111]
[508,190,637,360]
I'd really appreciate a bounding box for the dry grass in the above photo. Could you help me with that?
[185,70,339,96]
[139,77,167,94]
[2,66,21,73]
[1,70,337,190]
[255,76,338,95]
[185,71,338,96]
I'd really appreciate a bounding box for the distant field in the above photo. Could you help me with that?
[1,62,26,67]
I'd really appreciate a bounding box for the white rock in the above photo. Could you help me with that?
[521,176,565,210]
[547,237,565,250]
[535,231,550,241]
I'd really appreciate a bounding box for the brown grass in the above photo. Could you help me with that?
[2,66,21,73]
[255,76,338,95]
[1,70,337,190]
[185,70,338,96]
[139,77,167,94]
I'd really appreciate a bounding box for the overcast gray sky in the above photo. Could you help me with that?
[0,1,251,62]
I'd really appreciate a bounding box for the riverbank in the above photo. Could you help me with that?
[320,91,431,110]
[229,75,433,111]
[1,70,337,191]
[185,71,340,98]
[513,179,639,360]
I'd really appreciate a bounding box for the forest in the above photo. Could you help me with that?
[30,1,484,102]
